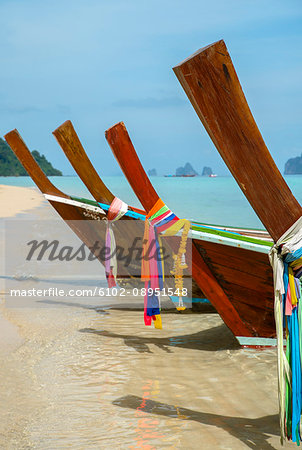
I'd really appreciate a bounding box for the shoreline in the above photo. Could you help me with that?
[0,184,44,218]
[0,184,45,354]
[0,184,283,448]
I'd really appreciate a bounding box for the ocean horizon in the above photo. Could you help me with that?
[1,174,302,229]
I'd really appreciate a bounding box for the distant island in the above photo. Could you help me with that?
[148,168,157,176]
[176,162,198,177]
[0,138,62,176]
[284,155,302,175]
[202,166,213,176]
[163,162,216,177]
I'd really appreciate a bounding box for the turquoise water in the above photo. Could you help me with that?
[1,175,302,229]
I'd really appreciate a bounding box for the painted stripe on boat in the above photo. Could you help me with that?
[236,336,278,347]
[44,194,106,215]
[195,224,272,240]
[192,221,270,235]
[191,225,272,246]
[188,229,271,254]
[170,296,210,304]
[67,195,271,252]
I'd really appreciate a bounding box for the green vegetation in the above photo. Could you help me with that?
[0,138,62,176]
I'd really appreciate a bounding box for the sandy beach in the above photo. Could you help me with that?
[0,184,295,449]
[0,184,43,218]
[0,185,44,356]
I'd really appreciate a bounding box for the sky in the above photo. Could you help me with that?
[0,0,301,176]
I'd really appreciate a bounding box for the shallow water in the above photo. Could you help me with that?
[0,183,296,449]
[0,305,283,449]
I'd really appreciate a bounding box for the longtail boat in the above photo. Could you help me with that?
[105,122,275,346]
[4,127,203,300]
[4,118,282,343]
[53,121,270,242]
[4,126,277,345]
[172,39,302,445]
[4,39,300,442]
[52,120,276,330]
[52,120,194,299]
[4,129,144,284]
[172,40,302,240]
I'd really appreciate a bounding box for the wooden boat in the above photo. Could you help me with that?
[104,40,302,347]
[52,120,193,298]
[172,39,302,444]
[4,129,144,285]
[4,126,207,301]
[51,120,278,335]
[105,122,276,346]
[172,40,302,241]
[52,120,259,304]
[5,122,278,344]
[4,117,278,344]
[4,124,256,310]
[163,174,196,178]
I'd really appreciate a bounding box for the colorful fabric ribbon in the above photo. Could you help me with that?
[142,198,190,329]
[269,216,302,445]
[105,197,128,287]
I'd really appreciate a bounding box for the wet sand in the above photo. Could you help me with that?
[0,185,44,356]
[0,185,296,449]
[0,303,286,449]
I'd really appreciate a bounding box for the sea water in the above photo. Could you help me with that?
[0,175,290,448]
[2,174,302,228]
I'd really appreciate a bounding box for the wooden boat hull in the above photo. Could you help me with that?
[52,122,277,337]
[194,240,274,337]
[4,130,144,286]
[105,122,276,345]
[4,128,208,305]
[52,121,208,302]
[53,121,276,335]
[4,117,277,343]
